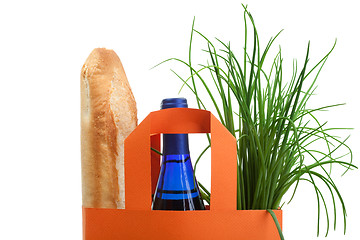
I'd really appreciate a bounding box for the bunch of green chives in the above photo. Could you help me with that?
[154,4,356,237]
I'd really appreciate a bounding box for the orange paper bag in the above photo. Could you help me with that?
[83,108,282,240]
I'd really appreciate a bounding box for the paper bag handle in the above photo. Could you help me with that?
[124,108,237,211]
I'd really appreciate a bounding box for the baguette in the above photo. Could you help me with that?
[81,48,137,209]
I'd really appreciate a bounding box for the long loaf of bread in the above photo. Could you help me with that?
[81,48,137,209]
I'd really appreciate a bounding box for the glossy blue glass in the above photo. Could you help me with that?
[152,98,205,210]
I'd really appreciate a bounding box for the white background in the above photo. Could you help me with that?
[0,0,359,239]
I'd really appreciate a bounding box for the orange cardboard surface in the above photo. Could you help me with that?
[83,108,282,240]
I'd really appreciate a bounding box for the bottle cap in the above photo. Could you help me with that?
[161,98,188,109]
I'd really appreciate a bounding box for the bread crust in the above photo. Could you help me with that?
[81,48,137,208]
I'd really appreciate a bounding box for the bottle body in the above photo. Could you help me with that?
[152,98,205,210]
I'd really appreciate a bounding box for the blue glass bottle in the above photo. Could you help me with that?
[152,98,205,210]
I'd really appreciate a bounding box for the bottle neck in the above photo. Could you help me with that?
[162,134,190,155]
